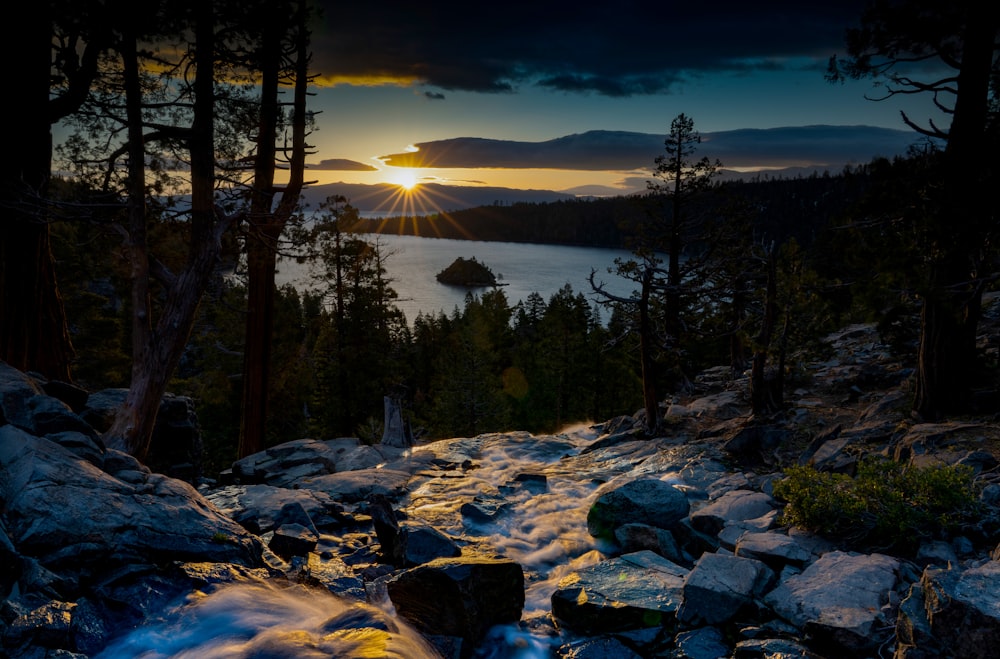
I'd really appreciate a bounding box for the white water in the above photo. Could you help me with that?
[95,424,684,658]
[275,234,637,324]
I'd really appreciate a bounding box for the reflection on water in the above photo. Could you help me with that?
[95,582,442,659]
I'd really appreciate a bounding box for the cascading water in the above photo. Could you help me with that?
[95,423,679,658]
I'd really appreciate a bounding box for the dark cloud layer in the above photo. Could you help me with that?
[378,125,929,171]
[310,1,868,95]
[308,158,378,171]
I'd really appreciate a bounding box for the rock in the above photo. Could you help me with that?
[398,524,463,567]
[763,550,899,656]
[556,635,645,658]
[614,522,684,563]
[897,561,1000,659]
[300,467,413,503]
[723,424,789,463]
[386,556,524,656]
[674,626,730,659]
[0,426,263,576]
[689,490,776,537]
[460,495,511,525]
[734,531,817,570]
[677,552,774,626]
[550,550,687,634]
[587,478,690,540]
[268,522,319,558]
[80,388,204,482]
[205,483,347,534]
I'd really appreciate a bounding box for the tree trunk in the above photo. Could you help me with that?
[912,7,996,420]
[104,1,232,460]
[638,268,660,433]
[238,0,310,458]
[0,0,75,382]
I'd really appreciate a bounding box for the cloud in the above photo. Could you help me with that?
[424,91,446,100]
[308,158,378,171]
[377,125,929,172]
[309,2,869,96]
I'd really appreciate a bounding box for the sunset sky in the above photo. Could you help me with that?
[299,0,947,201]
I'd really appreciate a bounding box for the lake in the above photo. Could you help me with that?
[275,234,638,324]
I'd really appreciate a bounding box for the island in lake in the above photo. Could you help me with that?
[435,257,505,287]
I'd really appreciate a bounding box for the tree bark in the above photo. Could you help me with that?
[104,0,233,460]
[238,0,310,458]
[0,0,74,382]
[912,6,997,419]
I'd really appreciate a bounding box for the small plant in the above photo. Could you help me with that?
[773,457,981,553]
[210,531,233,544]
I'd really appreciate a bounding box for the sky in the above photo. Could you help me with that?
[295,0,948,207]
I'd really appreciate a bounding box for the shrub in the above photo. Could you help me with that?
[772,457,981,553]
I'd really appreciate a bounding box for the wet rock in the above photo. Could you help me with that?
[460,495,511,524]
[299,552,367,601]
[551,550,687,634]
[613,523,683,563]
[387,556,524,657]
[0,426,263,576]
[673,626,730,659]
[269,522,319,558]
[556,635,644,658]
[206,483,347,535]
[587,478,690,540]
[301,467,413,503]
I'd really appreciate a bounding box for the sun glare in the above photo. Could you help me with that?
[388,168,419,190]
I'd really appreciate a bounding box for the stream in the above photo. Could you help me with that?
[95,423,690,658]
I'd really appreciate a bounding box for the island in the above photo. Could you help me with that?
[435,257,504,287]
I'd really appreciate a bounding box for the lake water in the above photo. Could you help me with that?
[276,234,638,324]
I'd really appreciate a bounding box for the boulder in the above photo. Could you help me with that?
[763,550,899,656]
[81,388,203,482]
[550,550,687,634]
[587,478,690,540]
[689,489,776,536]
[0,425,263,576]
[896,561,1000,659]
[677,552,774,626]
[386,556,524,657]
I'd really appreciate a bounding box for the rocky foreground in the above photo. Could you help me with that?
[4,323,1000,658]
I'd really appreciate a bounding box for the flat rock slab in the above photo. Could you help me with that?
[551,550,688,634]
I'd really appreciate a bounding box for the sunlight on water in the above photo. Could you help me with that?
[97,424,641,658]
[95,582,442,659]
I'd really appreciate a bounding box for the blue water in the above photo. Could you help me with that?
[276,234,637,325]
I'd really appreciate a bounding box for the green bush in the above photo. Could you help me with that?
[772,457,981,553]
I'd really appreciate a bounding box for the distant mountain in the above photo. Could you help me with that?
[379,125,932,172]
[303,125,936,214]
[299,181,574,216]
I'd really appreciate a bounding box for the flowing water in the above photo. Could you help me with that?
[96,424,688,658]
[275,234,637,324]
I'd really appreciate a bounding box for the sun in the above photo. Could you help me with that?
[388,167,419,191]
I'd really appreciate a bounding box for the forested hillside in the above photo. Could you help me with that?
[359,170,873,250]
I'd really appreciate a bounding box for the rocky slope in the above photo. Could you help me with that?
[3,320,1000,658]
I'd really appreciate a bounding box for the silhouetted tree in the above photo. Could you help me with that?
[591,113,721,433]
[0,1,110,381]
[238,0,315,459]
[829,2,1000,419]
